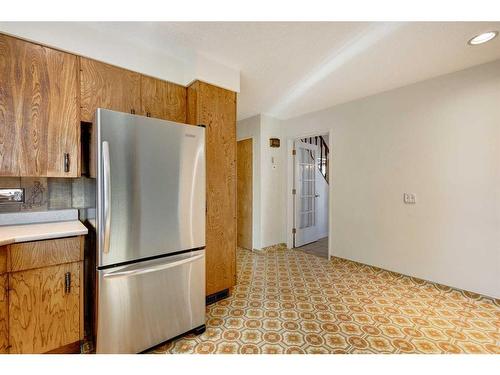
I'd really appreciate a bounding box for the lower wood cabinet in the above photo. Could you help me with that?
[0,236,84,354]
[8,262,81,354]
[0,274,7,353]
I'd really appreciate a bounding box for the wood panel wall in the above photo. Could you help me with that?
[187,81,237,296]
[237,139,253,250]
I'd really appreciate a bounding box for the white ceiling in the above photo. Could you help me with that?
[149,22,500,120]
[5,22,500,121]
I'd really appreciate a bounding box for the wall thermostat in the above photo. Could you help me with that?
[269,138,280,148]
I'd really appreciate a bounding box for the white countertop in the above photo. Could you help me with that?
[0,220,88,246]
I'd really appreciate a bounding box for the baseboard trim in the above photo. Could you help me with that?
[332,254,500,305]
[206,289,230,305]
[261,243,287,251]
[45,340,81,354]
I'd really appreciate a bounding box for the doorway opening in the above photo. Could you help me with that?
[292,134,329,258]
[237,138,253,250]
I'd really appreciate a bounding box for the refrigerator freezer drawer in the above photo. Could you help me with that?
[96,249,205,353]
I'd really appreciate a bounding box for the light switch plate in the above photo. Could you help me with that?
[403,193,416,204]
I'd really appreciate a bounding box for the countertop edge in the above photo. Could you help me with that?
[0,220,88,247]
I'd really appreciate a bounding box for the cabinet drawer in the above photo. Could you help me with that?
[9,237,83,272]
[8,262,81,354]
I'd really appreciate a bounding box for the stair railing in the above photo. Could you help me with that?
[301,136,329,183]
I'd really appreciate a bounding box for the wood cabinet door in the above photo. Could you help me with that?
[0,246,7,353]
[140,75,186,122]
[0,34,80,177]
[80,58,141,122]
[8,262,80,354]
[187,81,237,296]
[0,274,7,354]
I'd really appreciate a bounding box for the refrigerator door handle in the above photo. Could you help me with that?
[102,141,111,254]
[103,253,204,279]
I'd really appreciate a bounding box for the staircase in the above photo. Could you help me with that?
[301,136,329,183]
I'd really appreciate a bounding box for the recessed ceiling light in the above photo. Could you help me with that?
[468,31,498,45]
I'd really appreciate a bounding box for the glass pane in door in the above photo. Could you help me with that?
[298,148,316,229]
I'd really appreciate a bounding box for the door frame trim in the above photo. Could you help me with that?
[285,131,332,259]
[293,140,320,248]
[236,136,256,250]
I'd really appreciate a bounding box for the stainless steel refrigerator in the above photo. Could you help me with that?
[94,109,206,353]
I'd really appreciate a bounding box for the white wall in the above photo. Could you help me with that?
[283,60,500,298]
[0,22,240,92]
[315,157,329,239]
[237,115,261,249]
[237,114,286,249]
[260,115,286,248]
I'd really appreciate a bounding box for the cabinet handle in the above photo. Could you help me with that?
[64,272,71,294]
[130,109,136,115]
[64,153,70,173]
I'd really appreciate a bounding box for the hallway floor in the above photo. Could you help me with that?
[297,237,328,258]
[151,247,500,354]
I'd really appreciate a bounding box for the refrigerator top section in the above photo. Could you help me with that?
[96,109,206,268]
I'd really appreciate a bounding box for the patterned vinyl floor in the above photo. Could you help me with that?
[150,246,500,354]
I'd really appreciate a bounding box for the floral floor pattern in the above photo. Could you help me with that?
[150,246,500,354]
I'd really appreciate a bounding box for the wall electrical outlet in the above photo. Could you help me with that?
[403,193,416,204]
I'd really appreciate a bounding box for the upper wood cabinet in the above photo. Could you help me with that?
[187,81,237,296]
[141,75,186,122]
[0,34,80,177]
[80,57,141,122]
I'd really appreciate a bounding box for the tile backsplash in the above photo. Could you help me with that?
[0,177,95,213]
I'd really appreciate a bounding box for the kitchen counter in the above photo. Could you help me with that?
[0,220,88,246]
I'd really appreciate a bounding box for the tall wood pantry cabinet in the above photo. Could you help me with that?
[187,81,237,297]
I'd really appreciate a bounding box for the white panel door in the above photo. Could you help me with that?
[294,140,319,247]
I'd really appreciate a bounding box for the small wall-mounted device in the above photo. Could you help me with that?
[0,188,25,204]
[403,193,416,204]
[269,138,280,148]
